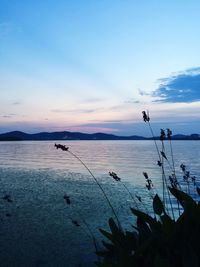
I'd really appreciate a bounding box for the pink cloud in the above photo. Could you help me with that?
[53,126,120,133]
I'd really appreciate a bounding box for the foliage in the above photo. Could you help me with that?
[97,187,200,267]
[56,111,200,267]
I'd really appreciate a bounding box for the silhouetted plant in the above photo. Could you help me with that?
[55,112,200,267]
[55,143,121,228]
[96,111,200,266]
[109,171,140,210]
[96,187,200,267]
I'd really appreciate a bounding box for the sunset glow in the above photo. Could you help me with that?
[1,1,200,135]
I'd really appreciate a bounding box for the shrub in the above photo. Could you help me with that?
[97,187,200,267]
[96,111,200,267]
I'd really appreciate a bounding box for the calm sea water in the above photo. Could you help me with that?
[0,140,200,267]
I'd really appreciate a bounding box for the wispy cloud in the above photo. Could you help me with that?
[12,101,21,105]
[88,119,130,123]
[152,68,200,103]
[138,89,150,96]
[125,98,140,104]
[83,97,104,103]
[109,104,125,111]
[62,125,119,133]
[1,113,16,118]
[80,120,140,135]
[50,108,101,114]
[2,115,12,118]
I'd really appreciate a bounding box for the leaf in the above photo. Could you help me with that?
[99,228,115,243]
[169,187,196,208]
[131,224,139,232]
[137,216,151,236]
[99,219,124,247]
[108,218,125,247]
[160,213,175,235]
[130,208,157,229]
[160,213,174,225]
[125,231,137,249]
[153,194,164,215]
[160,151,167,159]
[102,240,115,251]
[109,218,120,235]
[196,187,200,196]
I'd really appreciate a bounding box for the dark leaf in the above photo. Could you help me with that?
[102,240,115,251]
[153,194,164,215]
[109,218,121,236]
[169,187,196,208]
[196,187,200,196]
[99,228,115,243]
[160,151,167,159]
[130,208,158,230]
[137,216,151,236]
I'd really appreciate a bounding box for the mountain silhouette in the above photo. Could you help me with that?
[0,131,199,141]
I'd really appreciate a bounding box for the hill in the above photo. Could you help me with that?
[0,131,146,141]
[0,131,199,141]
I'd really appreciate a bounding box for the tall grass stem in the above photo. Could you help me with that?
[68,150,121,229]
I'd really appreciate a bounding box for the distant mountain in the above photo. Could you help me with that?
[0,131,199,141]
[0,131,147,141]
[171,134,200,140]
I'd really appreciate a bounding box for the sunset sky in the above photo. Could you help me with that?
[1,0,200,136]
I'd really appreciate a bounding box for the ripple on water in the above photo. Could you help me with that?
[0,140,200,266]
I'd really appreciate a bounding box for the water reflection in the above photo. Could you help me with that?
[0,140,200,266]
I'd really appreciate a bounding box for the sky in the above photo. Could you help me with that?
[0,0,200,136]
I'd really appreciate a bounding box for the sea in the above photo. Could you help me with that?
[0,140,200,267]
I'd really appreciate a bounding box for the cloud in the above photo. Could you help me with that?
[109,105,125,111]
[80,120,141,135]
[125,98,140,104]
[2,115,12,118]
[1,113,16,118]
[62,126,120,133]
[102,119,127,123]
[138,89,150,96]
[83,98,104,103]
[12,101,21,105]
[152,68,200,103]
[50,108,101,114]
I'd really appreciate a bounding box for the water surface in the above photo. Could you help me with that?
[0,140,199,266]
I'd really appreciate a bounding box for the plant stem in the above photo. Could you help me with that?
[147,122,166,208]
[81,216,99,255]
[161,141,175,220]
[121,182,139,209]
[169,138,176,176]
[147,122,161,162]
[68,150,121,229]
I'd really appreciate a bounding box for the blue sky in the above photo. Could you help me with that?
[0,0,200,136]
